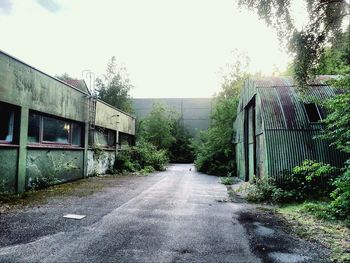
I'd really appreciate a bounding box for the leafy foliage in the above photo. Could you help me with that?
[138,103,195,163]
[238,0,350,86]
[115,140,169,173]
[194,54,248,176]
[96,56,133,113]
[220,176,234,185]
[194,97,238,176]
[244,160,338,203]
[168,120,195,163]
[329,160,350,220]
[138,103,177,151]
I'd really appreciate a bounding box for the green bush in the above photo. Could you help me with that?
[245,176,281,202]
[244,160,338,204]
[277,160,337,201]
[139,166,156,175]
[220,176,234,185]
[329,160,350,221]
[115,140,169,173]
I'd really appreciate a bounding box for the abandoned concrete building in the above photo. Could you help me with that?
[234,76,349,182]
[0,50,135,193]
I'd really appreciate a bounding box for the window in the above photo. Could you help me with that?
[28,113,40,143]
[304,103,322,123]
[43,116,70,144]
[0,102,18,144]
[118,132,134,149]
[28,112,83,146]
[92,127,116,148]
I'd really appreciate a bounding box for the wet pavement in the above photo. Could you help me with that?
[0,164,329,262]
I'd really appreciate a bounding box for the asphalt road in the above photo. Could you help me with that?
[0,164,328,263]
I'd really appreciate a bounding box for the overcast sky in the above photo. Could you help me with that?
[0,0,307,98]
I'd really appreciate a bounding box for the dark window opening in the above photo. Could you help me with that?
[28,111,83,146]
[118,132,134,149]
[28,113,40,143]
[43,116,70,144]
[305,103,321,123]
[0,102,19,144]
[72,123,83,146]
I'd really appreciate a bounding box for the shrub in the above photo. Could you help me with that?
[139,166,156,175]
[277,160,338,201]
[115,140,169,173]
[329,160,350,221]
[245,176,281,202]
[243,160,338,204]
[220,176,234,185]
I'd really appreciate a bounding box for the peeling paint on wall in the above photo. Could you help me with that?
[87,150,115,176]
[25,149,84,189]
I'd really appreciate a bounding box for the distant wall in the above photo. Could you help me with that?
[132,98,213,136]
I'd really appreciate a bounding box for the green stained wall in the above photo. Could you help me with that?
[26,149,84,189]
[0,52,87,122]
[0,50,136,193]
[95,101,135,135]
[0,148,18,193]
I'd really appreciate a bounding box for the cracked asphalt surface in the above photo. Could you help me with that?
[0,164,328,263]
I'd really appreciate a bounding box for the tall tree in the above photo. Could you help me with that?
[96,56,134,113]
[194,53,249,176]
[238,0,350,86]
[138,103,177,151]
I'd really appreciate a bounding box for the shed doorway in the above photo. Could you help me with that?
[244,97,256,182]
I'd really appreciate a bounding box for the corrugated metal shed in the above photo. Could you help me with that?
[235,76,349,181]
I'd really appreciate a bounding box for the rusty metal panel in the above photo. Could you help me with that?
[258,88,286,129]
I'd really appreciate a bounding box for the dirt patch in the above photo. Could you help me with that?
[0,174,134,214]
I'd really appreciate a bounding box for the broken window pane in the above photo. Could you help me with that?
[43,116,70,144]
[0,104,15,143]
[72,122,82,146]
[28,112,40,143]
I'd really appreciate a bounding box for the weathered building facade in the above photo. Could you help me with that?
[0,50,135,193]
[234,76,349,182]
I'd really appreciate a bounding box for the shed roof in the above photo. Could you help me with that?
[239,76,337,130]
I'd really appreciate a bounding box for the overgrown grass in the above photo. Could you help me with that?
[278,202,350,263]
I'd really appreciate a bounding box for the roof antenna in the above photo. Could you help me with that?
[82,70,96,96]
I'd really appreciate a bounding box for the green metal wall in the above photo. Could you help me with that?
[235,76,349,181]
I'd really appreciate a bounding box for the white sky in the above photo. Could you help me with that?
[0,0,305,98]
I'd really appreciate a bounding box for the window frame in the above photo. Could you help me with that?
[28,112,83,148]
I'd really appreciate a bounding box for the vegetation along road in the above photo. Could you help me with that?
[0,164,329,263]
